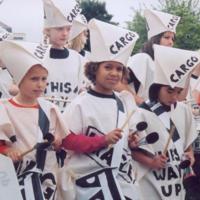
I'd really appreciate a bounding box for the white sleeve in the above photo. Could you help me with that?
[62,102,84,135]
[0,103,14,143]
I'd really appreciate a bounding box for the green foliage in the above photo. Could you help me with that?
[78,0,118,51]
[127,10,147,54]
[158,0,200,50]
[79,0,115,23]
[127,0,200,53]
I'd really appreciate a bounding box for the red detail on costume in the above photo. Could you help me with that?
[62,133,107,153]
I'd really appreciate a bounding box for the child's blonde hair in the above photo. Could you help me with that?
[67,30,88,53]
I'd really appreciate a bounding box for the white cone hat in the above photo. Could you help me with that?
[43,0,81,28]
[153,44,200,88]
[88,18,139,66]
[69,14,88,41]
[144,9,180,39]
[0,40,50,85]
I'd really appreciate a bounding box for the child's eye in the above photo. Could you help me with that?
[104,65,112,70]
[42,77,47,81]
[163,36,174,41]
[177,89,182,94]
[56,27,63,31]
[167,89,174,94]
[31,77,39,81]
[163,36,171,40]
[116,66,123,72]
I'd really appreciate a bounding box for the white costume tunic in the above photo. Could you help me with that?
[137,101,197,200]
[127,53,155,101]
[44,48,84,112]
[0,98,67,200]
[0,103,12,134]
[62,90,141,200]
[0,68,13,98]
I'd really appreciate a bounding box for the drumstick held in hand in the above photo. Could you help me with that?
[20,134,54,157]
[20,140,49,157]
[121,109,135,130]
[109,110,135,148]
[163,125,175,155]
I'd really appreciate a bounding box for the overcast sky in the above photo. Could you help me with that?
[0,0,159,42]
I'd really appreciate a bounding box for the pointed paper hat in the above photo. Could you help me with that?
[43,0,81,28]
[88,18,139,66]
[144,9,181,39]
[128,53,155,89]
[153,44,200,88]
[127,53,155,99]
[69,14,88,41]
[0,40,50,85]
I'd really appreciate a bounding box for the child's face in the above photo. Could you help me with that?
[158,86,182,106]
[46,26,71,49]
[94,61,124,94]
[160,31,175,47]
[19,65,48,101]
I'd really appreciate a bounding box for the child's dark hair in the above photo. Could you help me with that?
[84,61,128,84]
[140,32,164,60]
[141,31,176,60]
[149,83,164,102]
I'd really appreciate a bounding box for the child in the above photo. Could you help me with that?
[115,9,181,104]
[133,44,200,200]
[42,0,85,112]
[61,18,142,200]
[67,14,88,57]
[0,40,67,200]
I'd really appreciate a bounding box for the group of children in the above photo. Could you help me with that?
[0,0,200,200]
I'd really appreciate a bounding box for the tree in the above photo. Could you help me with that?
[79,0,115,23]
[127,10,147,54]
[78,0,118,51]
[127,0,200,53]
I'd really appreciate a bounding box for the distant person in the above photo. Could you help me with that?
[61,18,142,200]
[42,0,85,112]
[115,9,181,104]
[67,14,88,57]
[133,44,199,200]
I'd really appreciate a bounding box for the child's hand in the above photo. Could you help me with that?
[105,128,122,145]
[128,133,139,149]
[52,135,62,151]
[184,151,195,166]
[150,154,168,170]
[4,147,22,162]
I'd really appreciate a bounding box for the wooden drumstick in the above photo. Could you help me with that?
[45,96,71,103]
[109,110,135,148]
[20,134,54,157]
[20,139,49,157]
[163,125,175,155]
[120,109,135,130]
